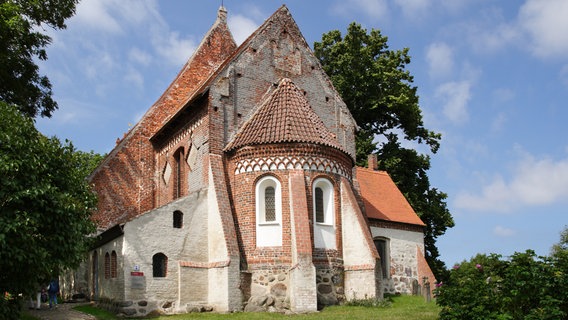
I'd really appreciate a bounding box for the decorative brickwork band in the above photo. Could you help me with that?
[157,115,205,155]
[234,155,350,179]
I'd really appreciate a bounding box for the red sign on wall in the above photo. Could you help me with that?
[131,271,144,276]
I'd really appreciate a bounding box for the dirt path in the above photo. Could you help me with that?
[24,302,96,320]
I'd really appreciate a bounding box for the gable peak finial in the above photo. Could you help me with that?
[218,5,227,21]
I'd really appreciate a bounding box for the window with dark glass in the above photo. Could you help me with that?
[152,253,168,277]
[173,210,183,228]
[315,187,324,223]
[374,239,388,278]
[264,186,275,222]
[173,148,184,199]
[110,251,117,278]
[104,252,110,279]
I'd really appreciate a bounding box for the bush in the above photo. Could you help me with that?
[436,250,567,320]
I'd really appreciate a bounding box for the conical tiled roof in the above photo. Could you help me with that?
[225,78,346,153]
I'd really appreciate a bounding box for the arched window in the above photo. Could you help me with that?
[152,253,168,278]
[104,252,110,279]
[110,251,117,278]
[312,178,334,225]
[255,176,282,247]
[173,210,183,228]
[173,148,184,199]
[313,178,336,249]
[374,237,390,279]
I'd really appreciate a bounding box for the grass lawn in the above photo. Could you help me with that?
[71,295,439,320]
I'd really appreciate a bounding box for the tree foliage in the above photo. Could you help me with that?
[0,102,97,317]
[437,250,568,320]
[314,23,454,280]
[0,0,79,118]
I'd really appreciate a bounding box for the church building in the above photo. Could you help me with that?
[67,5,435,316]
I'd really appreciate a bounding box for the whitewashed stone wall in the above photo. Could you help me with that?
[370,226,424,294]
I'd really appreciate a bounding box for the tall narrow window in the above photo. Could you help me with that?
[92,251,98,298]
[374,238,389,278]
[173,148,184,199]
[312,178,334,225]
[315,187,324,223]
[256,176,282,247]
[104,252,110,279]
[265,186,275,222]
[313,178,336,249]
[110,251,117,278]
[152,253,168,278]
[173,210,183,228]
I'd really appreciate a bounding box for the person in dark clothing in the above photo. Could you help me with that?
[47,278,59,309]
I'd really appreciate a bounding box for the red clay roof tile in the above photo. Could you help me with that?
[356,167,425,226]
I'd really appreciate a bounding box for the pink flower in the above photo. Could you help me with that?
[476,264,483,271]
[453,264,460,270]
[436,282,443,288]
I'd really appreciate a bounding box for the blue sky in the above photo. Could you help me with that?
[36,0,568,266]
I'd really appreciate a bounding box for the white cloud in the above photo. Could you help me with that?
[473,23,519,54]
[123,68,144,89]
[455,149,568,212]
[435,81,471,124]
[331,0,389,20]
[393,0,430,18]
[491,112,507,133]
[494,226,515,237]
[518,0,568,59]
[152,30,196,67]
[426,42,454,79]
[228,15,259,45]
[72,0,123,34]
[128,48,151,66]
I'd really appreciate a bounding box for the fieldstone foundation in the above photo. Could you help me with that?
[244,270,290,312]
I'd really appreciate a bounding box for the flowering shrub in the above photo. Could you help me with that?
[436,250,567,320]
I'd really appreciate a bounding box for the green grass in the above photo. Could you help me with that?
[72,295,439,320]
[73,305,119,320]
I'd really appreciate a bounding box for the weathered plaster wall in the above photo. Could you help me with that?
[370,226,425,294]
[119,192,210,315]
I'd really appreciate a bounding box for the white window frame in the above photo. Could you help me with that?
[313,177,336,249]
[312,178,334,226]
[255,176,282,246]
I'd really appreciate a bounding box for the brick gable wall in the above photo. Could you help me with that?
[89,17,236,229]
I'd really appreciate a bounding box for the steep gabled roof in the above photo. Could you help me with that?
[356,167,425,226]
[224,78,346,153]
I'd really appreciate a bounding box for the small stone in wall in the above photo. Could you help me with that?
[270,283,287,298]
[318,284,333,294]
[121,308,137,316]
[120,301,133,307]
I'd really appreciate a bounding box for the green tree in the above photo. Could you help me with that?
[0,0,79,118]
[437,251,566,320]
[314,23,454,280]
[551,226,568,316]
[0,102,97,318]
